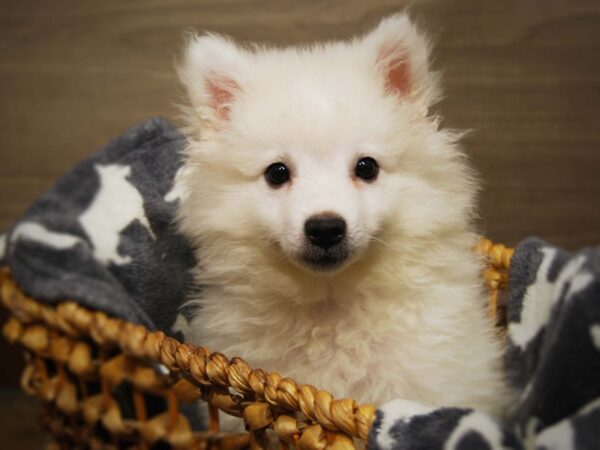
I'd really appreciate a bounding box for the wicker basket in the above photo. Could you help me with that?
[0,239,513,450]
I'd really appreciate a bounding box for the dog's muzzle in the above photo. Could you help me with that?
[302,215,349,270]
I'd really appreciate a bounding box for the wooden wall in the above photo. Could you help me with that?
[2,0,599,250]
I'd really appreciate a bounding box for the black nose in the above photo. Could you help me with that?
[304,215,346,249]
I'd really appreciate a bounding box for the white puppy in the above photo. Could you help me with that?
[176,14,508,416]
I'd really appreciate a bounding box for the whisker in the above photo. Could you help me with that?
[369,235,390,248]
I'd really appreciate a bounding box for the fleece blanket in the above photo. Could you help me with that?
[1,118,599,448]
[0,118,197,337]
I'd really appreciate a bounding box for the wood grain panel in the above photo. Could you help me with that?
[0,5,598,246]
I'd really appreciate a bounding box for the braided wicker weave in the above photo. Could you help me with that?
[0,239,513,450]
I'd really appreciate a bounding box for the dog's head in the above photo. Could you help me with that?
[178,14,476,275]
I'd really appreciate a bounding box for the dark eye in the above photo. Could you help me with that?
[265,162,290,187]
[355,157,379,181]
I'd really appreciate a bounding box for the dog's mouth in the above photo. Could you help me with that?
[299,244,350,272]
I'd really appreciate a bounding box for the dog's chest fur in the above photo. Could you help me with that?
[185,244,508,415]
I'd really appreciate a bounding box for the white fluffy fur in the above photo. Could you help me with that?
[177,14,509,416]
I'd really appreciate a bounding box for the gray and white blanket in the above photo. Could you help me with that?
[1,118,197,337]
[1,119,598,449]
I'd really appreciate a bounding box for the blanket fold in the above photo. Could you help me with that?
[0,118,196,335]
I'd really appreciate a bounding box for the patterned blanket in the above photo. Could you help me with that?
[0,118,196,337]
[1,119,598,449]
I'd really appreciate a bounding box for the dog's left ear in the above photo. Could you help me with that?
[364,14,440,111]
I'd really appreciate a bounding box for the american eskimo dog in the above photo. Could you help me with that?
[176,14,508,416]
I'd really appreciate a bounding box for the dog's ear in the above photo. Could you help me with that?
[179,33,247,123]
[364,14,440,110]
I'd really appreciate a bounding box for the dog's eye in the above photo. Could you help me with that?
[355,157,379,181]
[265,162,290,187]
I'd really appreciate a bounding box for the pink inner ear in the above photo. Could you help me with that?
[206,76,239,121]
[387,59,411,97]
[378,47,411,98]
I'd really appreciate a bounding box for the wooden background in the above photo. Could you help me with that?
[2,0,599,249]
[0,0,599,385]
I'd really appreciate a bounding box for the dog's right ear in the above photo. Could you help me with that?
[178,33,247,124]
